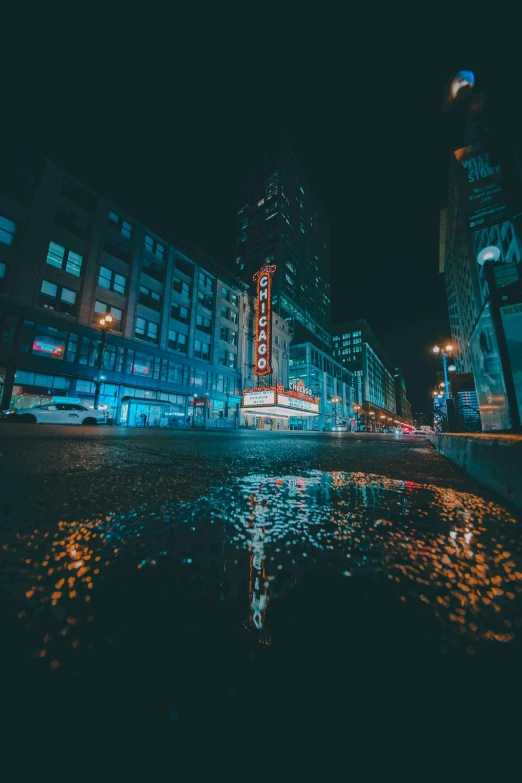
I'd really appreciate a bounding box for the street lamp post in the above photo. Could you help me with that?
[94,314,113,410]
[432,343,454,400]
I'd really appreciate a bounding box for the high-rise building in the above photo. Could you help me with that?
[440,71,522,376]
[235,137,331,352]
[393,366,413,424]
[332,319,396,418]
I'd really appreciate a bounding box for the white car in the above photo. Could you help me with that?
[411,428,429,436]
[5,402,106,425]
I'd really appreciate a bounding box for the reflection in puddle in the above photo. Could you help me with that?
[3,471,522,668]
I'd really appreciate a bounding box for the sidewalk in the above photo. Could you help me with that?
[428,432,522,509]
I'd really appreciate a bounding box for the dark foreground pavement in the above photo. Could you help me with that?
[1,426,522,731]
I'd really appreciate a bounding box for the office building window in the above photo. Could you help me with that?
[0,261,6,289]
[173,277,191,298]
[46,241,83,277]
[353,330,361,337]
[144,235,165,259]
[98,266,127,295]
[196,314,212,334]
[171,303,189,323]
[142,257,165,282]
[0,216,17,246]
[54,209,91,240]
[94,300,123,327]
[135,317,159,344]
[220,326,228,341]
[198,290,213,310]
[221,304,229,320]
[108,211,133,239]
[194,340,210,360]
[222,287,230,301]
[230,292,238,307]
[199,271,214,292]
[139,285,162,311]
[103,239,130,263]
[230,309,237,324]
[175,256,194,277]
[39,280,77,315]
[229,330,237,346]
[168,329,187,353]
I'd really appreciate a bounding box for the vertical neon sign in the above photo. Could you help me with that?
[253,264,276,376]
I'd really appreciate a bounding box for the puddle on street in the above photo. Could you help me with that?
[3,470,522,680]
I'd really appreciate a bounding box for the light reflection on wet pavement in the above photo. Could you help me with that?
[2,468,522,723]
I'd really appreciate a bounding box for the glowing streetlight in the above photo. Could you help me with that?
[431,342,455,400]
[94,313,113,411]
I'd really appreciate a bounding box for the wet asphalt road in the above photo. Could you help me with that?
[2,426,522,730]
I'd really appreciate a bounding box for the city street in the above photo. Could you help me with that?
[2,426,522,727]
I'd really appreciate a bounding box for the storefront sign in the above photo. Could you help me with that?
[242,389,276,407]
[131,363,150,375]
[277,393,319,413]
[253,264,276,376]
[32,338,64,357]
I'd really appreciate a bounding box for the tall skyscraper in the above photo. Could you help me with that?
[332,319,397,416]
[235,137,331,352]
[440,71,522,375]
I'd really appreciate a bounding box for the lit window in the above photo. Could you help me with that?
[46,241,83,277]
[108,211,133,239]
[98,266,127,295]
[39,280,77,315]
[0,215,17,246]
[135,317,159,343]
[168,329,187,353]
[145,235,165,259]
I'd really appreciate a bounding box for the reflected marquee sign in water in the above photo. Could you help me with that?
[253,264,276,376]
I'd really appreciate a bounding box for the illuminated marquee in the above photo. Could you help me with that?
[253,264,276,376]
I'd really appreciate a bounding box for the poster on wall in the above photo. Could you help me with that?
[454,141,508,231]
[500,300,522,423]
[469,301,511,431]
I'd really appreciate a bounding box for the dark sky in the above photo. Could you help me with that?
[6,11,521,413]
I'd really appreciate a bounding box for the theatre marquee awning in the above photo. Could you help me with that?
[241,385,320,416]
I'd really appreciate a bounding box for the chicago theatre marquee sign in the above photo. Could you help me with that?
[253,264,276,376]
[244,263,320,417]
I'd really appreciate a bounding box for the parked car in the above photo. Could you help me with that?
[2,402,106,425]
[331,425,348,432]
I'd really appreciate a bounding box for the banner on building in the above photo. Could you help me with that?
[500,300,522,423]
[469,301,511,430]
[454,141,508,231]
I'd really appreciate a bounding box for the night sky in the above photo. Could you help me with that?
[6,13,521,413]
